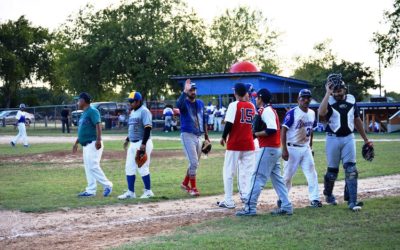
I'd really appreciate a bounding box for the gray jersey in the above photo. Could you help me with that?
[128,105,152,141]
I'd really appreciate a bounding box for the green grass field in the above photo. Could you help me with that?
[0,136,399,212]
[116,196,400,250]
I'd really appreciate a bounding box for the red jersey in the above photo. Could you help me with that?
[224,101,255,151]
[257,105,281,148]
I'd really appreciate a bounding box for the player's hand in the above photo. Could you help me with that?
[184,79,191,94]
[282,148,289,161]
[325,81,334,95]
[139,144,146,152]
[220,138,226,147]
[95,140,102,150]
[123,141,129,151]
[72,143,78,154]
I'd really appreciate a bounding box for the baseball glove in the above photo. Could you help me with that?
[362,142,374,161]
[201,140,212,155]
[135,150,148,168]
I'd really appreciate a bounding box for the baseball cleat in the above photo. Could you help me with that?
[180,183,190,193]
[217,200,235,209]
[23,144,29,148]
[10,141,15,147]
[277,199,282,208]
[140,189,155,199]
[78,191,95,197]
[103,186,112,197]
[118,190,136,200]
[310,200,323,208]
[236,209,257,216]
[349,202,363,211]
[270,208,293,216]
[189,188,200,197]
[325,195,338,205]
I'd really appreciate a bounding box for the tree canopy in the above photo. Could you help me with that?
[0,16,54,108]
[373,0,400,66]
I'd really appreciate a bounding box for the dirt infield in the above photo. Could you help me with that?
[1,174,399,250]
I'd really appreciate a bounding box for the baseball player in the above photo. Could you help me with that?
[319,73,372,211]
[236,88,293,216]
[118,91,154,199]
[213,105,225,132]
[10,104,29,147]
[72,92,113,197]
[282,89,322,208]
[217,83,256,209]
[206,101,215,131]
[163,105,174,132]
[177,79,209,196]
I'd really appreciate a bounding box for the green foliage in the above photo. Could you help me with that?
[0,16,54,108]
[56,0,210,101]
[208,6,279,73]
[385,91,400,101]
[293,41,377,101]
[373,0,400,66]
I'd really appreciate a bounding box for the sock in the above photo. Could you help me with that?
[189,176,197,189]
[142,174,151,190]
[182,174,190,186]
[127,175,136,193]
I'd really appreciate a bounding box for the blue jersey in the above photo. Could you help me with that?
[176,93,206,136]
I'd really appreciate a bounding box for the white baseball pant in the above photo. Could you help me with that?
[12,122,28,146]
[125,139,153,177]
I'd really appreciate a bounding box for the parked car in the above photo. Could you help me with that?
[0,110,35,126]
[146,101,180,119]
[72,102,119,126]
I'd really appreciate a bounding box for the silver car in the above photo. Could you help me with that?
[0,110,35,126]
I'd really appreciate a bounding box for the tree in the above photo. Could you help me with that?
[385,91,400,101]
[0,16,54,108]
[373,0,400,66]
[208,6,279,73]
[56,0,210,101]
[293,41,377,101]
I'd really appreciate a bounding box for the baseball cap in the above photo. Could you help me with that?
[190,82,197,90]
[19,103,26,109]
[128,91,142,102]
[257,88,272,103]
[233,83,247,97]
[78,92,91,103]
[298,89,312,98]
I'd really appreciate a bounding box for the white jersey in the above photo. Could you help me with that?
[282,106,317,146]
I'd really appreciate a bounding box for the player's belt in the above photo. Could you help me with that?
[81,141,94,146]
[130,140,140,143]
[287,143,304,147]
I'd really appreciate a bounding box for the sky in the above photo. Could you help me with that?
[0,0,399,94]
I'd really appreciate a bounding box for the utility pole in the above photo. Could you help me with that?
[378,44,382,97]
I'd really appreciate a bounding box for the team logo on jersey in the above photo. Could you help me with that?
[295,120,314,129]
[339,104,347,109]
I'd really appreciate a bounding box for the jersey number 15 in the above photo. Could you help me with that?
[240,108,254,124]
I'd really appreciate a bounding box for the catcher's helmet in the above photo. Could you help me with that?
[298,89,312,98]
[327,73,346,90]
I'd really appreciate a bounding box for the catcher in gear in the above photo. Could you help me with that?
[319,73,372,211]
[118,91,155,200]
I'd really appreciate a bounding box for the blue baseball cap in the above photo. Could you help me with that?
[298,89,312,98]
[128,91,142,102]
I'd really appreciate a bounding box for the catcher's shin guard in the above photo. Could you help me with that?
[323,167,339,196]
[344,162,358,205]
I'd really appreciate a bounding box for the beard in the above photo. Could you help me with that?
[187,93,196,101]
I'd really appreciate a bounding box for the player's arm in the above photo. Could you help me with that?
[95,123,102,150]
[203,111,209,142]
[281,126,289,161]
[318,82,333,117]
[220,122,232,146]
[72,138,79,153]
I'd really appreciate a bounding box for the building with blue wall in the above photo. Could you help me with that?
[170,72,309,106]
